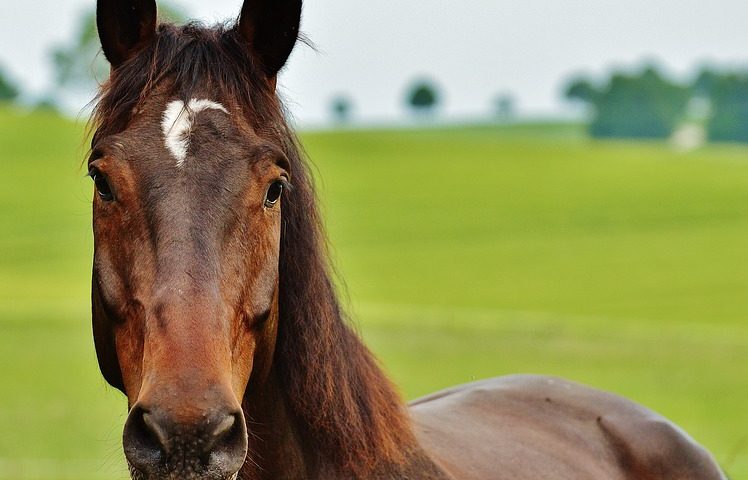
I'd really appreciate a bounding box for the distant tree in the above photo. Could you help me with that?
[562,65,689,139]
[706,73,748,143]
[51,4,188,93]
[593,67,690,139]
[564,77,597,104]
[331,95,353,123]
[0,64,20,102]
[406,80,440,115]
[494,93,515,119]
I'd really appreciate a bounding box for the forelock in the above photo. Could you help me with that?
[91,22,283,147]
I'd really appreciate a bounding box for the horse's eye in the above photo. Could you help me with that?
[264,180,284,208]
[90,169,114,202]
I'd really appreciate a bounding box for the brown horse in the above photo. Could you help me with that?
[88,1,726,479]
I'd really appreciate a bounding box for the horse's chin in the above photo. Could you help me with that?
[127,462,240,480]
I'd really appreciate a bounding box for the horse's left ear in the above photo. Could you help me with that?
[237,0,302,79]
[97,0,157,68]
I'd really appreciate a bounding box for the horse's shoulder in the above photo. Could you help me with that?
[410,375,725,480]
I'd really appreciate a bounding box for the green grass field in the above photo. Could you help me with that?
[1,107,747,479]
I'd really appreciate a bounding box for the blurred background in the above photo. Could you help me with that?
[1,0,747,478]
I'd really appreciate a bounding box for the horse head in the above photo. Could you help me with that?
[90,1,305,477]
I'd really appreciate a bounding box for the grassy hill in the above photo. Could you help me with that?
[1,107,747,478]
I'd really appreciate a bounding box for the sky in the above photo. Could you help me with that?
[1,0,747,125]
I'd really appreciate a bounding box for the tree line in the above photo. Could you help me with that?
[564,65,748,143]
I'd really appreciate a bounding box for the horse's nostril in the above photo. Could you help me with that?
[142,412,171,453]
[123,406,164,473]
[206,411,248,474]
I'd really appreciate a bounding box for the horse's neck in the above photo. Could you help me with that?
[239,368,449,480]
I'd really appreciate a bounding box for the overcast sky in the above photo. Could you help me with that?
[1,0,747,125]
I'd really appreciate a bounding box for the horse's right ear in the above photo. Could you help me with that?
[97,0,157,68]
[237,0,302,79]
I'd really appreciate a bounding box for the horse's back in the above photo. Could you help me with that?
[410,375,725,480]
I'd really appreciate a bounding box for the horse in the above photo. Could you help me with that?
[87,1,726,479]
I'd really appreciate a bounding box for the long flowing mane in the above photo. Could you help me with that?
[91,22,417,477]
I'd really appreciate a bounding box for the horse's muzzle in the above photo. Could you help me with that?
[123,402,247,479]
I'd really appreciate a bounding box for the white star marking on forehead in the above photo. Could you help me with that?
[161,99,229,166]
